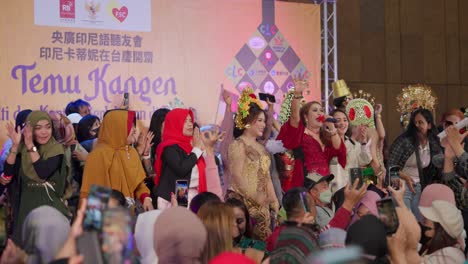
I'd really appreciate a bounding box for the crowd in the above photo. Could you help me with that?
[0,78,467,264]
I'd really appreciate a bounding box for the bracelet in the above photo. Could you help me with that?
[142,154,151,160]
[144,197,153,202]
[376,114,382,119]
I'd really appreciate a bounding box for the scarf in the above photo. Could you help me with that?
[154,207,207,264]
[153,108,207,193]
[20,111,65,182]
[135,210,162,264]
[80,110,145,200]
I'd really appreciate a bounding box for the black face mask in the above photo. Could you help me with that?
[91,127,100,137]
[419,222,432,245]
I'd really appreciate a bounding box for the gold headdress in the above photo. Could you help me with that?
[346,99,376,129]
[332,80,352,99]
[353,90,375,106]
[235,88,264,129]
[396,84,437,128]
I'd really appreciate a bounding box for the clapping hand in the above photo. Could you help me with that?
[6,122,22,146]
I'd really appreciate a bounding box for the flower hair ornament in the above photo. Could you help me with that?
[396,84,437,128]
[235,87,264,129]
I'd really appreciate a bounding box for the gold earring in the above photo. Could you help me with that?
[245,124,251,129]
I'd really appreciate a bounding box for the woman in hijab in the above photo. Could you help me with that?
[153,108,206,209]
[135,210,162,264]
[76,114,100,152]
[4,111,71,244]
[21,206,70,263]
[153,207,207,264]
[350,190,380,226]
[80,109,153,211]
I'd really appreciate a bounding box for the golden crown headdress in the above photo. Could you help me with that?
[396,84,437,127]
[235,88,264,129]
[353,90,375,106]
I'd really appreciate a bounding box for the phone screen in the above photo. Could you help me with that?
[299,192,310,213]
[83,185,112,231]
[388,166,401,190]
[102,208,134,264]
[349,168,363,189]
[258,93,276,103]
[175,180,189,207]
[376,198,399,235]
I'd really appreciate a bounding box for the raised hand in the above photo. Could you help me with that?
[342,179,368,211]
[374,104,383,115]
[6,122,22,146]
[22,123,34,149]
[292,73,309,94]
[143,131,154,156]
[192,127,204,149]
[222,89,232,106]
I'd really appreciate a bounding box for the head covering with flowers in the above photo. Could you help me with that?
[396,84,437,128]
[235,88,264,129]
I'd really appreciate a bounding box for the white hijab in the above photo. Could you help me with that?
[135,210,162,264]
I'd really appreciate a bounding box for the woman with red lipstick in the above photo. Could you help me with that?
[277,78,346,191]
[227,88,279,241]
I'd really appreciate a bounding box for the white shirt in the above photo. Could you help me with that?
[189,147,204,188]
[402,143,430,183]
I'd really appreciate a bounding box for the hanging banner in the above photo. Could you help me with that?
[0,0,321,144]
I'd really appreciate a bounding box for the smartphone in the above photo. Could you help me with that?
[76,231,104,264]
[299,191,310,213]
[349,168,363,189]
[122,92,129,109]
[175,180,189,207]
[0,207,7,255]
[70,144,77,152]
[388,166,401,190]
[102,208,134,264]
[377,198,399,235]
[325,117,337,123]
[258,93,276,103]
[83,185,112,231]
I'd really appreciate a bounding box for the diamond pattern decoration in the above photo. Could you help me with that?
[270,60,289,89]
[280,47,300,72]
[225,58,246,87]
[259,46,278,72]
[247,30,268,57]
[235,44,257,70]
[259,75,279,95]
[269,31,289,58]
[236,74,256,93]
[247,60,269,88]
[257,23,278,42]
[292,61,312,80]
[280,75,295,93]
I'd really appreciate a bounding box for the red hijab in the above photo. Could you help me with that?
[153,108,207,193]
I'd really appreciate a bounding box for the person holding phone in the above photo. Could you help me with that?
[276,76,346,191]
[4,111,72,244]
[80,109,153,211]
[388,108,442,220]
[153,108,207,209]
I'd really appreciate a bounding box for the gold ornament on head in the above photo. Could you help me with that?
[353,90,376,106]
[332,79,352,99]
[396,84,437,128]
[235,87,264,129]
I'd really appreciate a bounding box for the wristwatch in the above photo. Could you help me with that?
[27,146,37,153]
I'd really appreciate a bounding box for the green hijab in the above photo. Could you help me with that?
[20,111,64,182]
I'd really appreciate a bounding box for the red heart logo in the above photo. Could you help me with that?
[112,6,128,22]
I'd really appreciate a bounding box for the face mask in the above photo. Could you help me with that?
[319,189,333,204]
[91,127,99,137]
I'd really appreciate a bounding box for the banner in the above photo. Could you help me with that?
[0,0,321,144]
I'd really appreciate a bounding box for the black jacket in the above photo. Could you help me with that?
[154,144,198,202]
